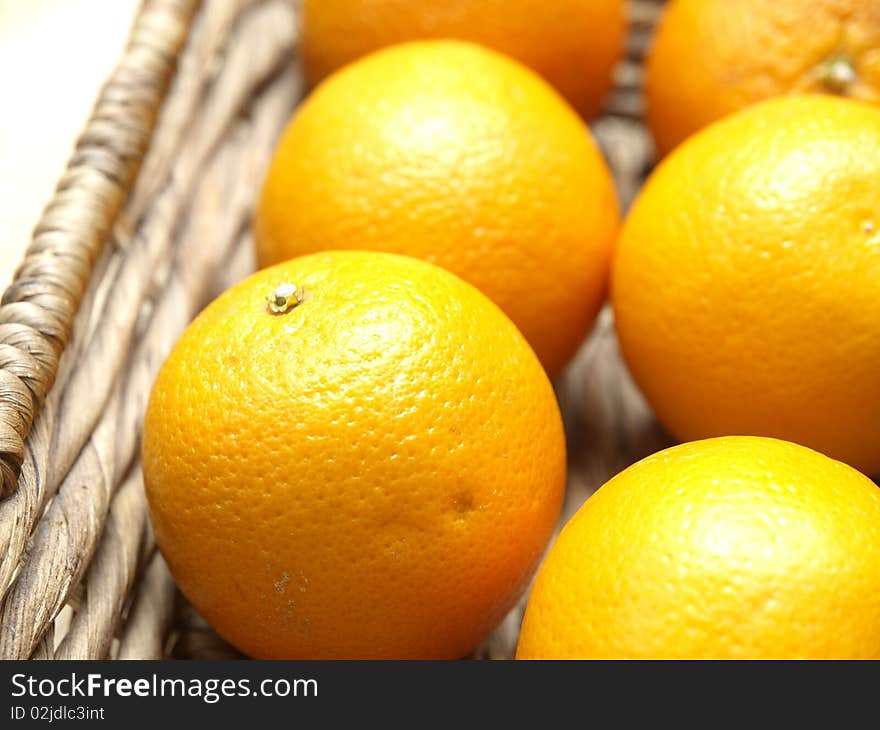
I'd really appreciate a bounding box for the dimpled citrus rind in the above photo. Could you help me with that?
[143,250,566,659]
[517,436,880,659]
[613,95,880,475]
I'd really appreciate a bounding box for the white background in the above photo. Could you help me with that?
[0,0,138,290]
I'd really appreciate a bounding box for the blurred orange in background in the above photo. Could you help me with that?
[301,0,626,120]
[646,0,880,156]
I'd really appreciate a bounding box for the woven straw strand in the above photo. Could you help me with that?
[117,551,177,660]
[0,0,198,499]
[53,467,151,660]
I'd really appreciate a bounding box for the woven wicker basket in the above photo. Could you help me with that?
[0,0,667,660]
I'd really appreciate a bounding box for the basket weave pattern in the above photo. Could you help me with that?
[0,0,666,660]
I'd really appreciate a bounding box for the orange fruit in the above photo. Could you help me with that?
[300,0,626,119]
[612,95,880,476]
[256,41,620,379]
[646,0,880,155]
[142,250,566,659]
[517,436,880,659]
